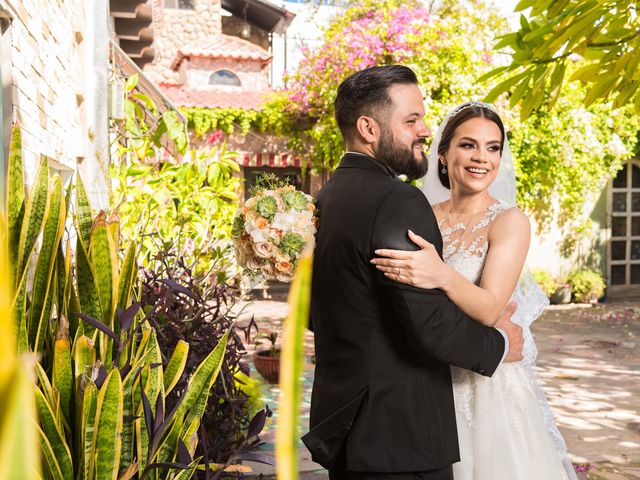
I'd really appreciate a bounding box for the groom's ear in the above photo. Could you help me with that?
[355,115,380,144]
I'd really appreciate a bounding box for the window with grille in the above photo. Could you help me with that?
[609,161,640,286]
[164,0,195,10]
[209,70,241,86]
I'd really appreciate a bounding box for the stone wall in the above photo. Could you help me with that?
[221,16,268,50]
[0,0,85,184]
[143,0,221,84]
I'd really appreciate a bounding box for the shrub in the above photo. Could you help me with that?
[140,248,267,464]
[113,145,242,282]
[567,269,606,303]
[531,268,557,298]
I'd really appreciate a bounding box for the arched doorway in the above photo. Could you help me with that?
[608,160,640,297]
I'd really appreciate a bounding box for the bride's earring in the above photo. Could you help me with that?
[440,162,447,175]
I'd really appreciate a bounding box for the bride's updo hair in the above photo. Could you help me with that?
[437,104,505,189]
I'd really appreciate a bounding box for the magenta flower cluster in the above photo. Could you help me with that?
[287,5,430,114]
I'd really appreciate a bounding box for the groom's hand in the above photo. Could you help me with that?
[494,301,524,363]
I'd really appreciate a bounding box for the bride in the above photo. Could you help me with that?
[371,102,577,480]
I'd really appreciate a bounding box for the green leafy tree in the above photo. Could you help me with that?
[112,76,242,280]
[167,0,639,250]
[111,146,241,281]
[281,0,505,171]
[510,79,640,238]
[483,0,640,118]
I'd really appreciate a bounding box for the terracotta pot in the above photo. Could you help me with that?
[253,349,280,383]
[550,284,572,305]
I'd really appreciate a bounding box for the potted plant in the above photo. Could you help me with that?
[550,278,572,305]
[253,331,281,383]
[532,268,557,299]
[567,268,606,304]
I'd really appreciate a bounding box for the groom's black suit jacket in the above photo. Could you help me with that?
[302,153,505,473]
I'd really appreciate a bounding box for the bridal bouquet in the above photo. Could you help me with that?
[232,180,317,282]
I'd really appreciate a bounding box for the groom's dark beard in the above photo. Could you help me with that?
[376,130,428,180]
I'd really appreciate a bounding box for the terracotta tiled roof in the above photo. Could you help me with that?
[159,83,272,110]
[171,34,272,70]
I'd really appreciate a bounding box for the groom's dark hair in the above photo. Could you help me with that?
[334,65,419,139]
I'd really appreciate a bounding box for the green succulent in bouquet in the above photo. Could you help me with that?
[256,195,278,221]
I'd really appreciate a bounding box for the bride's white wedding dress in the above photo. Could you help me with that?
[435,200,577,480]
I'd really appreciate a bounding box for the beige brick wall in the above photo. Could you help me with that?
[0,0,85,184]
[144,0,221,84]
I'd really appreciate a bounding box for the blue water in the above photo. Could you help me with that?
[250,360,315,451]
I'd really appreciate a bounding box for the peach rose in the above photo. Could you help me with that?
[255,217,269,230]
[275,260,292,273]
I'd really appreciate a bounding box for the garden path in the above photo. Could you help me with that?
[232,300,640,480]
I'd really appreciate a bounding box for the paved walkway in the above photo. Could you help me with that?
[233,300,640,479]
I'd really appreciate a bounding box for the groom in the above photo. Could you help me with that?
[302,66,524,480]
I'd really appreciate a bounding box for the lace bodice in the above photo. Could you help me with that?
[434,200,509,286]
[434,198,544,366]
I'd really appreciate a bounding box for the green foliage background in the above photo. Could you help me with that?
[111,76,242,280]
[182,0,640,253]
[483,0,640,119]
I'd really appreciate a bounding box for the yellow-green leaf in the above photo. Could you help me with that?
[6,124,25,287]
[117,241,137,313]
[163,340,189,395]
[485,71,527,103]
[76,174,93,249]
[569,63,600,82]
[53,314,73,425]
[276,248,313,480]
[90,211,119,329]
[30,175,66,352]
[17,155,49,287]
[35,388,74,479]
[91,369,123,480]
[76,237,101,333]
[0,363,40,480]
[80,382,98,480]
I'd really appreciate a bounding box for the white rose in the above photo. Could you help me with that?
[276,271,294,283]
[253,242,276,259]
[271,212,296,231]
[261,263,276,279]
[246,256,263,270]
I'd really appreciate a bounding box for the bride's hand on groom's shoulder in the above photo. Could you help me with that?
[370,230,446,289]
